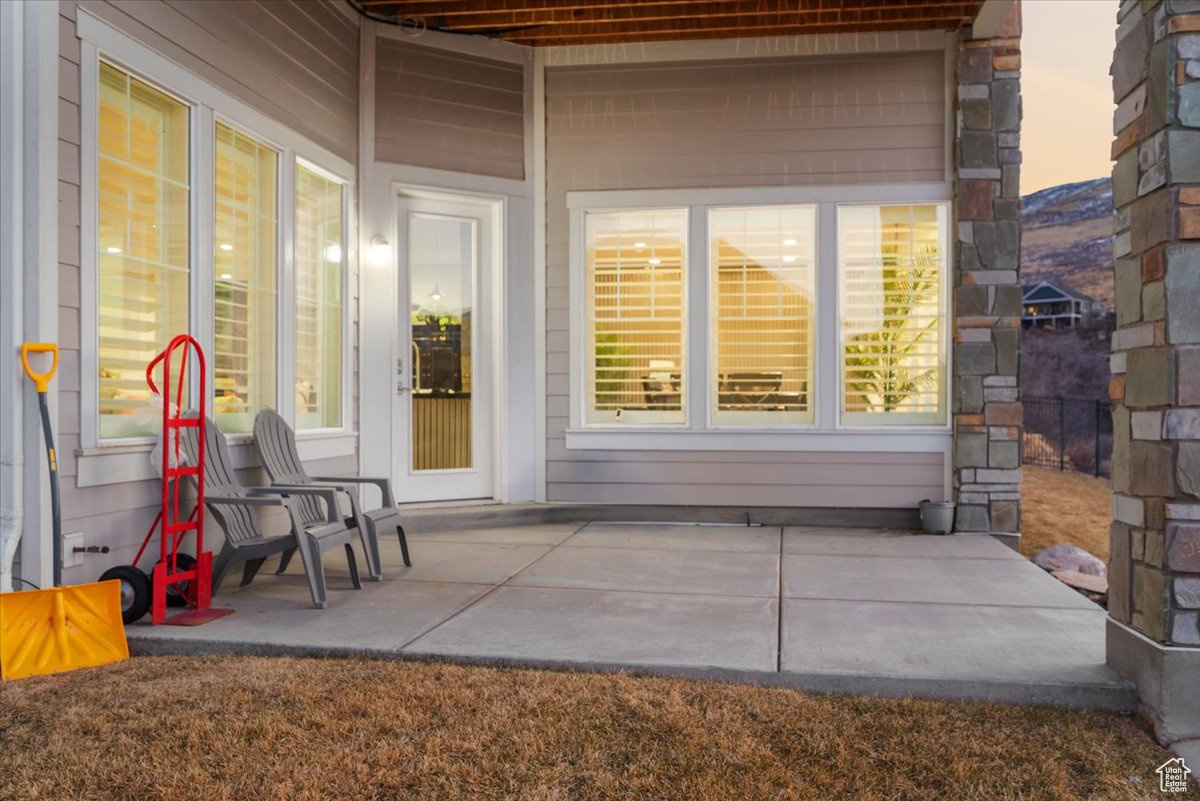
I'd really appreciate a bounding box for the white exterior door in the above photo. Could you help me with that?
[393,195,495,502]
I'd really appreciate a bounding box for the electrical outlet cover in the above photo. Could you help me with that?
[63,532,84,568]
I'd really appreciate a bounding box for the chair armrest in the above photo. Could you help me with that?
[204,494,284,509]
[312,475,396,508]
[248,485,340,524]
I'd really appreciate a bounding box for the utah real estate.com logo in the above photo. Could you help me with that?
[1157,757,1191,793]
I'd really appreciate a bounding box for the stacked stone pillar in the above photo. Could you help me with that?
[1108,0,1200,750]
[951,4,1023,540]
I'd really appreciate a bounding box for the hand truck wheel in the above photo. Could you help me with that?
[155,552,196,608]
[98,565,152,624]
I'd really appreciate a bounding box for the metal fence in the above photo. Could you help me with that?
[1022,396,1113,478]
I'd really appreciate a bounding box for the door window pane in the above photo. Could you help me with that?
[409,214,474,470]
[839,204,947,425]
[97,62,189,439]
[295,164,344,430]
[213,123,277,433]
[585,209,687,425]
[710,206,816,426]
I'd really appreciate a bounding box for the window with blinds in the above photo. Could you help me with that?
[710,206,816,426]
[295,163,344,430]
[839,203,947,425]
[585,209,687,425]
[213,123,277,434]
[97,62,190,439]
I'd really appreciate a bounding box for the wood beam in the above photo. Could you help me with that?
[402,2,981,32]
[499,11,976,45]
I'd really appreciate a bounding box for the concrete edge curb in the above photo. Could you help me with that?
[127,636,1137,713]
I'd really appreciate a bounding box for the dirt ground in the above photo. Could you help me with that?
[0,655,1192,801]
[1021,464,1112,561]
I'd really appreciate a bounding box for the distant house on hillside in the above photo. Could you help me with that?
[1021,282,1104,329]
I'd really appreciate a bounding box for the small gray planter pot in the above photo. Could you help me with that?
[919,500,956,535]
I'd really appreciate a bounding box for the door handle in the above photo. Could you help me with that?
[396,356,409,394]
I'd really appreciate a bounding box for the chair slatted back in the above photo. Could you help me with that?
[180,414,266,546]
[253,409,324,528]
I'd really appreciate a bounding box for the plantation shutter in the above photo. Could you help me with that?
[839,204,947,425]
[710,205,816,426]
[585,209,687,425]
[96,62,190,439]
[213,123,278,434]
[295,164,345,430]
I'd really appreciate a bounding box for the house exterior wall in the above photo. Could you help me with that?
[544,47,952,507]
[374,39,525,180]
[50,0,361,585]
[949,7,1023,537]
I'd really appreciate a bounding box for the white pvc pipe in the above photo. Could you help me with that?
[0,0,26,593]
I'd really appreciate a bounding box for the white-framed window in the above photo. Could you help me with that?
[96,61,190,440]
[213,122,278,435]
[710,205,817,428]
[839,203,948,426]
[295,162,346,431]
[567,186,951,449]
[78,12,354,464]
[584,208,688,426]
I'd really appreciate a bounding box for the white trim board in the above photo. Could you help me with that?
[564,429,952,454]
[567,183,952,210]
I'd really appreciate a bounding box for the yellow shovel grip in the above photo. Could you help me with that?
[21,342,59,393]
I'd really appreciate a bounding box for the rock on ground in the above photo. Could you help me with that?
[1032,543,1107,576]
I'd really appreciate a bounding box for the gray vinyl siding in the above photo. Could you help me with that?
[374,39,525,179]
[545,50,947,507]
[57,1,359,584]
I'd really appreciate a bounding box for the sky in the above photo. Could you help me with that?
[1020,0,1117,193]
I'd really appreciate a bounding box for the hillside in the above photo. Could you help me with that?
[1020,177,1113,308]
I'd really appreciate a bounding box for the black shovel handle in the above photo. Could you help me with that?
[22,343,61,588]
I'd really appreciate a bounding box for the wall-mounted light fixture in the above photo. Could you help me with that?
[367,236,391,267]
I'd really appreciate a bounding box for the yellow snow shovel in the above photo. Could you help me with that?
[0,343,128,680]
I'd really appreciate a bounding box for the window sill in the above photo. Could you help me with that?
[563,428,951,453]
[75,431,358,488]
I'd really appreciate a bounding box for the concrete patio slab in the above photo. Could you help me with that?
[780,598,1118,706]
[782,553,1098,609]
[325,540,553,586]
[129,576,489,652]
[406,523,584,547]
[126,522,1134,711]
[567,522,780,553]
[784,528,1024,560]
[508,545,779,598]
[406,586,778,672]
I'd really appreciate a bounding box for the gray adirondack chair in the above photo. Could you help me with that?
[180,413,362,608]
[253,408,410,581]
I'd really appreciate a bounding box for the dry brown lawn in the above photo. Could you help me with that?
[0,655,1191,801]
[1021,465,1112,560]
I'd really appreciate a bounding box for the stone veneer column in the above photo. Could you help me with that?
[951,3,1023,541]
[1108,0,1200,751]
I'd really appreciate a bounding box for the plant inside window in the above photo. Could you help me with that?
[843,241,940,414]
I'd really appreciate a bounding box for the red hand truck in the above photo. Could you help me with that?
[125,335,230,626]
